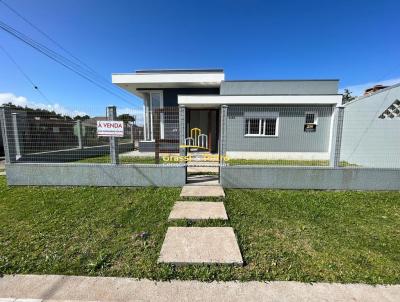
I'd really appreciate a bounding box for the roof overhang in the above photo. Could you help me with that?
[112,71,225,97]
[178,95,342,108]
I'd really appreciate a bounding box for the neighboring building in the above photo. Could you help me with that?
[363,84,389,96]
[112,69,342,160]
[341,83,400,168]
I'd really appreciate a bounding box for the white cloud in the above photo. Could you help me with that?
[340,77,400,97]
[0,92,87,117]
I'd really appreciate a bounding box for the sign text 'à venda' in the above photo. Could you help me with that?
[97,121,124,137]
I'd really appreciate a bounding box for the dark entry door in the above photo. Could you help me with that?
[188,109,219,153]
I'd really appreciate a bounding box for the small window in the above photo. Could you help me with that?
[245,117,278,136]
[305,112,318,124]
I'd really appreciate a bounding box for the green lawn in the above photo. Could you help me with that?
[78,155,159,164]
[0,176,399,283]
[227,159,330,166]
[227,159,358,166]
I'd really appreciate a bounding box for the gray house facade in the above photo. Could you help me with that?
[112,69,341,160]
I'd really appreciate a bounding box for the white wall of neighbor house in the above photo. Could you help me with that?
[341,84,400,167]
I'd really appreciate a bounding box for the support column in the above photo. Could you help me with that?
[219,105,228,165]
[329,105,345,168]
[179,105,186,157]
[154,109,160,164]
[107,106,119,164]
[76,120,83,149]
[130,124,134,147]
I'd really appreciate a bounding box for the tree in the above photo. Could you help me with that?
[118,114,135,124]
[1,102,73,119]
[73,114,90,121]
[342,89,356,104]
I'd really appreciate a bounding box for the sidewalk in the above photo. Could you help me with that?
[0,275,399,302]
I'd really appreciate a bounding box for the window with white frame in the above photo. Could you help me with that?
[245,116,278,136]
[305,111,318,124]
[143,91,163,141]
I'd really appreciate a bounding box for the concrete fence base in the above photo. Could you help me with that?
[6,163,186,187]
[221,166,400,191]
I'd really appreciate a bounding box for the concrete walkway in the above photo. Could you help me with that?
[158,227,243,265]
[1,275,399,302]
[159,182,243,265]
[180,185,225,197]
[168,202,228,220]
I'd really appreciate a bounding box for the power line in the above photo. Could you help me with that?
[0,43,53,105]
[0,19,138,108]
[0,0,134,98]
[0,0,105,81]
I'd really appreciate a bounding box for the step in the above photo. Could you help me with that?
[158,227,243,265]
[186,175,219,186]
[180,185,225,198]
[168,201,228,221]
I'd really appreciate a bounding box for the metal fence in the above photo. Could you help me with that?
[221,105,339,167]
[219,104,400,190]
[0,105,185,165]
[2,101,400,189]
[2,103,400,168]
[219,104,400,169]
[0,107,131,163]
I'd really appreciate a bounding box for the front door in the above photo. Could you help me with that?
[186,109,220,184]
[188,109,219,153]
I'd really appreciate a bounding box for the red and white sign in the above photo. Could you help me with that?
[97,120,124,137]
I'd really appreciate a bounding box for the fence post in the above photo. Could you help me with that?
[154,109,160,164]
[0,108,14,163]
[11,113,23,160]
[76,120,83,149]
[130,124,134,147]
[179,105,186,157]
[329,105,345,167]
[219,105,228,165]
[107,106,119,164]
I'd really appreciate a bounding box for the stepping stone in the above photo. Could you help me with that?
[180,185,225,198]
[168,201,228,221]
[158,227,243,265]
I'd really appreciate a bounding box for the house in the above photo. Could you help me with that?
[341,83,400,168]
[112,69,342,160]
[363,84,389,96]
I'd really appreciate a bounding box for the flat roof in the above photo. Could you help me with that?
[112,71,225,96]
[135,69,224,74]
[223,79,339,82]
[220,80,339,95]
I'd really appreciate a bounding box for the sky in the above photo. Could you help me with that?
[0,0,399,118]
